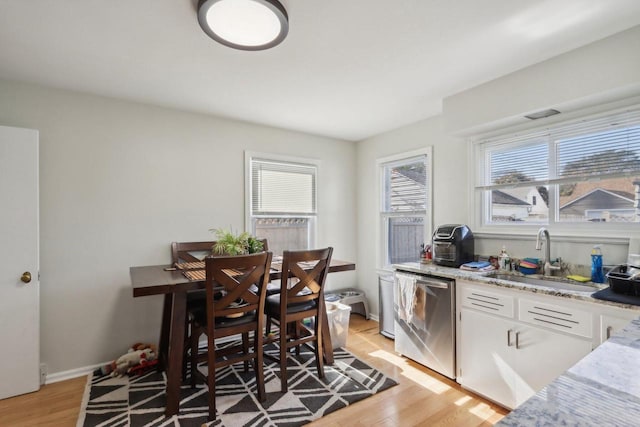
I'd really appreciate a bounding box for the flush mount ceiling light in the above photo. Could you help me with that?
[197,0,288,51]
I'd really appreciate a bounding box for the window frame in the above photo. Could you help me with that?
[470,105,640,239]
[245,151,319,253]
[377,147,433,269]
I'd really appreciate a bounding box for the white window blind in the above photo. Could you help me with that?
[251,159,316,215]
[488,140,548,186]
[556,124,640,180]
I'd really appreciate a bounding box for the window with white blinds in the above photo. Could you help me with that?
[476,107,640,228]
[246,154,318,255]
[250,159,316,215]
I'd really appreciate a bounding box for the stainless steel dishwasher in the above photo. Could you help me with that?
[394,270,455,379]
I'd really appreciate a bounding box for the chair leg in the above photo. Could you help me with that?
[280,321,288,393]
[266,315,272,335]
[242,332,249,372]
[254,329,266,402]
[315,315,324,379]
[190,329,200,388]
[207,334,217,421]
[295,322,301,356]
[182,320,190,381]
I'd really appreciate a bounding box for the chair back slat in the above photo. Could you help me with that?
[205,252,272,320]
[281,248,333,307]
[171,241,216,264]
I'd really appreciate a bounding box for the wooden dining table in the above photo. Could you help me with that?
[130,258,356,417]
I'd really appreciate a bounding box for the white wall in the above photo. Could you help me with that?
[0,79,357,375]
[443,25,640,135]
[356,117,468,316]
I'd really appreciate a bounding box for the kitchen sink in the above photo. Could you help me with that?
[485,272,599,293]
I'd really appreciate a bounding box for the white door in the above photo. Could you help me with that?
[458,309,517,409]
[513,324,592,406]
[0,125,39,399]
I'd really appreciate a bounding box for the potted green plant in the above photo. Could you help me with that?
[210,228,264,255]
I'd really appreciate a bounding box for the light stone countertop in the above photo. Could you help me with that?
[392,262,640,426]
[393,262,640,311]
[496,318,640,426]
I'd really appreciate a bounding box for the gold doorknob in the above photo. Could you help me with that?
[21,272,32,283]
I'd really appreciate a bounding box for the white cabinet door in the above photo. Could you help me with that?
[0,126,40,399]
[459,308,517,409]
[513,323,592,406]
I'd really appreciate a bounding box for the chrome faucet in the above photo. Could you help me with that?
[535,227,560,276]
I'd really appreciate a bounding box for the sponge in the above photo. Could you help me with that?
[519,260,538,269]
[566,275,591,283]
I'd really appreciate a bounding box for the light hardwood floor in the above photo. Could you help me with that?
[0,317,508,426]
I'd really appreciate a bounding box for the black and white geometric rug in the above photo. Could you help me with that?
[77,343,397,427]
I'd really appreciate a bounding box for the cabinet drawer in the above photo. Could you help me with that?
[460,286,514,318]
[519,298,592,338]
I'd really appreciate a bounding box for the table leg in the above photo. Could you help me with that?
[157,294,173,372]
[321,311,334,364]
[165,291,186,417]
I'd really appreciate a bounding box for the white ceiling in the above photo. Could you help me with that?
[1,1,640,141]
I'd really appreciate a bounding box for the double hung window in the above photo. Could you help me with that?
[475,108,640,232]
[379,149,431,267]
[246,153,318,255]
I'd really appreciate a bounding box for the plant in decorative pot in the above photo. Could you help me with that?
[210,228,264,255]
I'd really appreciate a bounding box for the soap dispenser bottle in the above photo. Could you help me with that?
[499,245,510,270]
[591,245,604,283]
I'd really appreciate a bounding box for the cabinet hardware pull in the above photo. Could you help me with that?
[468,296,504,307]
[507,329,512,347]
[515,331,520,349]
[528,310,579,324]
[606,326,614,340]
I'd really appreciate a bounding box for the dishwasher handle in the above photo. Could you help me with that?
[416,277,451,289]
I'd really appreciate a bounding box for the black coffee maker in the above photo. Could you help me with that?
[432,224,474,267]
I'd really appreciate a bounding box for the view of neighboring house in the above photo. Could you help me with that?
[491,187,548,222]
[389,167,427,211]
[505,187,548,218]
[388,165,427,263]
[491,190,532,221]
[491,177,640,223]
[560,178,639,222]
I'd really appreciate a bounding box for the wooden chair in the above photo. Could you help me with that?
[170,241,216,379]
[264,247,333,393]
[171,241,217,264]
[171,239,270,379]
[189,251,273,421]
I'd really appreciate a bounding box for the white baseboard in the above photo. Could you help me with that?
[44,321,381,385]
[367,313,379,322]
[45,361,111,385]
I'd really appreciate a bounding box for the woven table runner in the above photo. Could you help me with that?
[175,261,205,270]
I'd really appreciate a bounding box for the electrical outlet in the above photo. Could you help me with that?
[39,363,47,385]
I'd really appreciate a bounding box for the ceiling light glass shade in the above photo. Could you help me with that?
[198,0,288,51]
